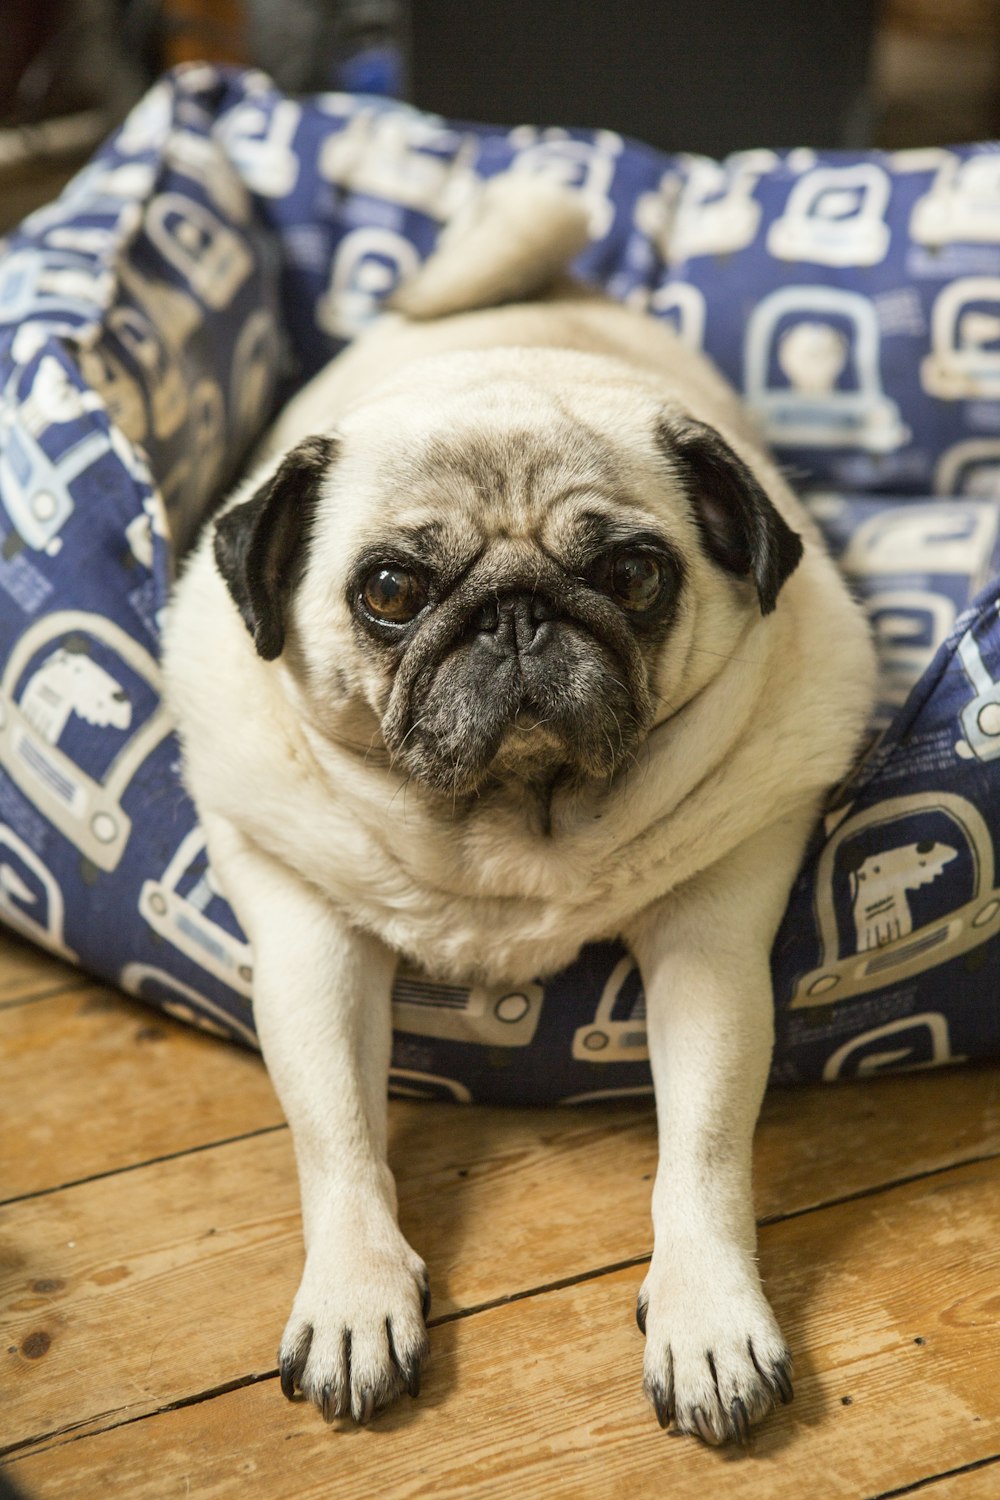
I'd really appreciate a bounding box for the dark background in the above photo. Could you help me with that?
[4,1,1000,237]
[407,0,880,156]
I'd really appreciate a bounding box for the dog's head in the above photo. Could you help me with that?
[213,349,802,798]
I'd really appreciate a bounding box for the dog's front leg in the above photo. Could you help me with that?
[625,812,815,1446]
[204,815,428,1425]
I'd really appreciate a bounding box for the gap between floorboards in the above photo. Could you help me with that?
[867,1450,1000,1500]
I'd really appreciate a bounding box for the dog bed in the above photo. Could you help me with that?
[2,64,1000,1104]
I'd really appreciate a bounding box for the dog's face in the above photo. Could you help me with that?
[213,349,802,798]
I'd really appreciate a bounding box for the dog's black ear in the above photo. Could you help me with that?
[657,414,803,615]
[213,435,336,660]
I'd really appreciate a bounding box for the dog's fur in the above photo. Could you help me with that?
[162,176,876,1444]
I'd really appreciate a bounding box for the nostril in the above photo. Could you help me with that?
[473,600,500,631]
[471,594,556,653]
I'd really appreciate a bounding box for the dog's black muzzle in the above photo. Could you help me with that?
[380,583,652,796]
[470,592,558,659]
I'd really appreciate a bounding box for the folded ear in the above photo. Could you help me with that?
[657,414,803,615]
[212,434,335,660]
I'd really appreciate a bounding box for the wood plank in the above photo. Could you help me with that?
[739,1063,997,1218]
[2,1066,999,1457]
[6,1160,999,1500]
[0,988,282,1202]
[918,1465,1000,1499]
[4,965,999,1214]
[0,932,88,1007]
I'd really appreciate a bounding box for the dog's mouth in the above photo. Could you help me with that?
[380,590,653,798]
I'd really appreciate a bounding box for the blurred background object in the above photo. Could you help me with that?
[244,0,409,95]
[156,0,252,68]
[0,0,147,230]
[876,0,1000,147]
[3,0,1000,235]
[408,0,882,155]
[0,0,410,233]
[157,0,409,95]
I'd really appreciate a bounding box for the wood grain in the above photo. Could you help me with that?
[918,1465,1000,1499]
[4,973,998,1213]
[4,954,999,1497]
[2,1058,999,1458]
[6,1160,999,1500]
[0,933,88,1007]
[0,987,282,1201]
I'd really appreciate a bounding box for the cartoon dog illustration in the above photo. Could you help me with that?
[20,640,132,745]
[846,839,958,952]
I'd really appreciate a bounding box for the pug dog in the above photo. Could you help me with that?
[162,175,876,1445]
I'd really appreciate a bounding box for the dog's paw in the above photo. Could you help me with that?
[278,1231,430,1425]
[636,1257,793,1446]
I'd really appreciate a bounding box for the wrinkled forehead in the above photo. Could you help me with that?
[332,376,678,557]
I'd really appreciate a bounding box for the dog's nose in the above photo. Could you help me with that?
[473,593,555,656]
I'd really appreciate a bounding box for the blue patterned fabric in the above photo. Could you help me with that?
[3,64,1000,1102]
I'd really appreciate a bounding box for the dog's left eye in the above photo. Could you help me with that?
[361,566,427,623]
[605,551,665,612]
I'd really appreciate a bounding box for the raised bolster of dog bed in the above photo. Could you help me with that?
[1,65,1000,1102]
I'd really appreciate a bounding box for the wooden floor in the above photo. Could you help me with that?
[1,931,999,1499]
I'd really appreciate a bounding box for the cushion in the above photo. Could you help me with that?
[2,64,1000,1104]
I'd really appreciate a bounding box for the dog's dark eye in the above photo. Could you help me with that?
[606,551,664,612]
[361,566,427,623]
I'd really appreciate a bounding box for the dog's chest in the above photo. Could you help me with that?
[278,773,642,982]
[379,835,629,982]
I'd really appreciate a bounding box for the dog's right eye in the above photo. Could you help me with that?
[590,546,672,616]
[608,551,664,612]
[361,566,427,623]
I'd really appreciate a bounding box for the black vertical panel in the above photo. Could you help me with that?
[409,0,881,154]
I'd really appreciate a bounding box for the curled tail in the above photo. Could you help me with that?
[390,173,591,321]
